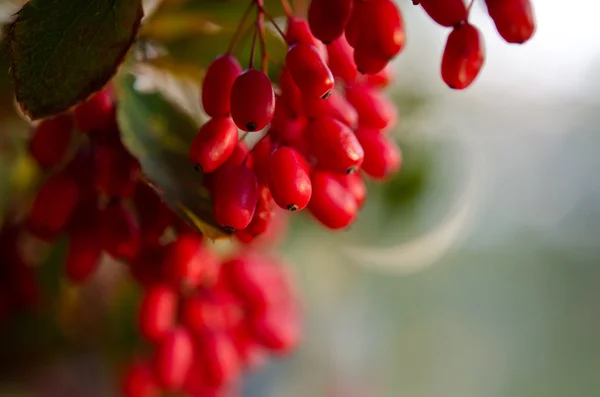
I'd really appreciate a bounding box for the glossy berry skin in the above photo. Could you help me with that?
[139,284,177,342]
[308,0,353,44]
[420,0,468,27]
[203,140,252,193]
[230,69,275,132]
[336,173,367,208]
[355,128,402,179]
[286,16,328,60]
[345,83,397,131]
[485,0,535,44]
[153,327,194,390]
[95,143,141,199]
[190,117,238,173]
[250,134,274,185]
[353,48,390,75]
[326,35,358,83]
[29,114,73,169]
[306,116,364,174]
[121,360,160,397]
[286,44,335,99]
[236,185,275,241]
[213,166,259,231]
[303,90,358,128]
[268,147,312,212]
[65,232,101,283]
[73,88,115,134]
[441,23,485,90]
[202,55,243,117]
[99,202,141,261]
[26,173,79,241]
[279,67,303,116]
[308,171,358,230]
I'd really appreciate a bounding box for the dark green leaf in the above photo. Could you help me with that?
[6,0,144,120]
[115,73,229,239]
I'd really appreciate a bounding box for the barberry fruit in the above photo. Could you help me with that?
[268,147,312,212]
[190,117,238,173]
[441,23,485,89]
[212,165,259,231]
[230,69,275,132]
[202,55,243,117]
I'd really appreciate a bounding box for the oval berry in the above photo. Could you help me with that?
[98,202,141,261]
[29,114,73,169]
[163,233,219,290]
[485,0,535,44]
[345,83,397,131]
[441,23,485,90]
[212,166,259,231]
[353,46,391,75]
[153,327,194,390]
[302,90,358,128]
[306,116,364,174]
[268,147,312,212]
[308,0,353,44]
[202,55,242,117]
[139,284,178,342]
[230,69,275,132]
[336,173,367,208]
[190,117,238,173]
[355,128,402,179]
[308,171,357,229]
[326,35,358,83]
[73,88,115,134]
[250,302,301,354]
[235,185,275,241]
[26,173,79,241]
[351,0,406,60]
[420,0,468,27]
[198,332,240,387]
[286,43,334,99]
[250,134,274,185]
[286,16,328,59]
[95,143,141,199]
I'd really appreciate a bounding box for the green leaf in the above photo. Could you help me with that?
[114,73,229,240]
[6,0,144,120]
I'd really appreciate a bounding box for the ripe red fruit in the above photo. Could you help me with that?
[278,67,303,116]
[65,232,101,283]
[121,360,160,397]
[133,183,172,247]
[268,147,312,212]
[286,43,335,99]
[203,140,252,193]
[302,90,358,128]
[181,292,241,335]
[336,173,367,208]
[364,65,394,88]
[139,284,178,342]
[129,246,168,289]
[235,186,275,241]
[163,233,219,290]
[485,0,535,44]
[354,128,402,179]
[353,46,391,75]
[286,16,328,59]
[308,0,353,44]
[270,104,308,152]
[250,134,274,185]
[95,143,141,199]
[202,55,243,117]
[230,69,275,132]
[198,332,241,386]
[153,327,194,390]
[212,166,259,231]
[29,114,73,169]
[190,117,238,173]
[26,173,79,240]
[345,83,397,131]
[73,88,115,134]
[441,23,485,90]
[250,302,301,354]
[350,0,406,59]
[99,202,141,261]
[308,171,358,229]
[306,116,364,174]
[420,0,468,27]
[326,35,358,83]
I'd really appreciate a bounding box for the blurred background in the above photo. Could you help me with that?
[1,0,600,396]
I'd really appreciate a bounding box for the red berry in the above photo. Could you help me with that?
[485,0,535,44]
[308,171,357,229]
[133,183,172,247]
[326,35,358,83]
[29,114,73,169]
[181,292,241,335]
[355,128,402,179]
[250,302,301,354]
[350,0,406,59]
[250,134,274,185]
[190,117,238,173]
[212,166,259,231]
[121,360,160,397]
[65,232,101,283]
[139,284,178,342]
[420,0,468,27]
[99,202,141,261]
[198,332,240,387]
[278,67,303,116]
[345,83,397,131]
[73,88,115,134]
[441,23,485,89]
[286,43,334,99]
[129,246,168,288]
[26,173,79,240]
[163,234,219,290]
[270,104,309,153]
[306,116,364,174]
[268,147,312,212]
[153,327,194,390]
[230,69,275,132]
[336,173,367,208]
[235,186,275,242]
[95,143,141,199]
[303,89,358,128]
[353,46,390,75]
[204,140,252,193]
[286,16,328,60]
[363,65,394,88]
[202,55,243,117]
[308,0,353,44]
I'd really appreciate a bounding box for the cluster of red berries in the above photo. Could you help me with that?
[415,0,536,89]
[123,250,300,397]
[192,0,404,235]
